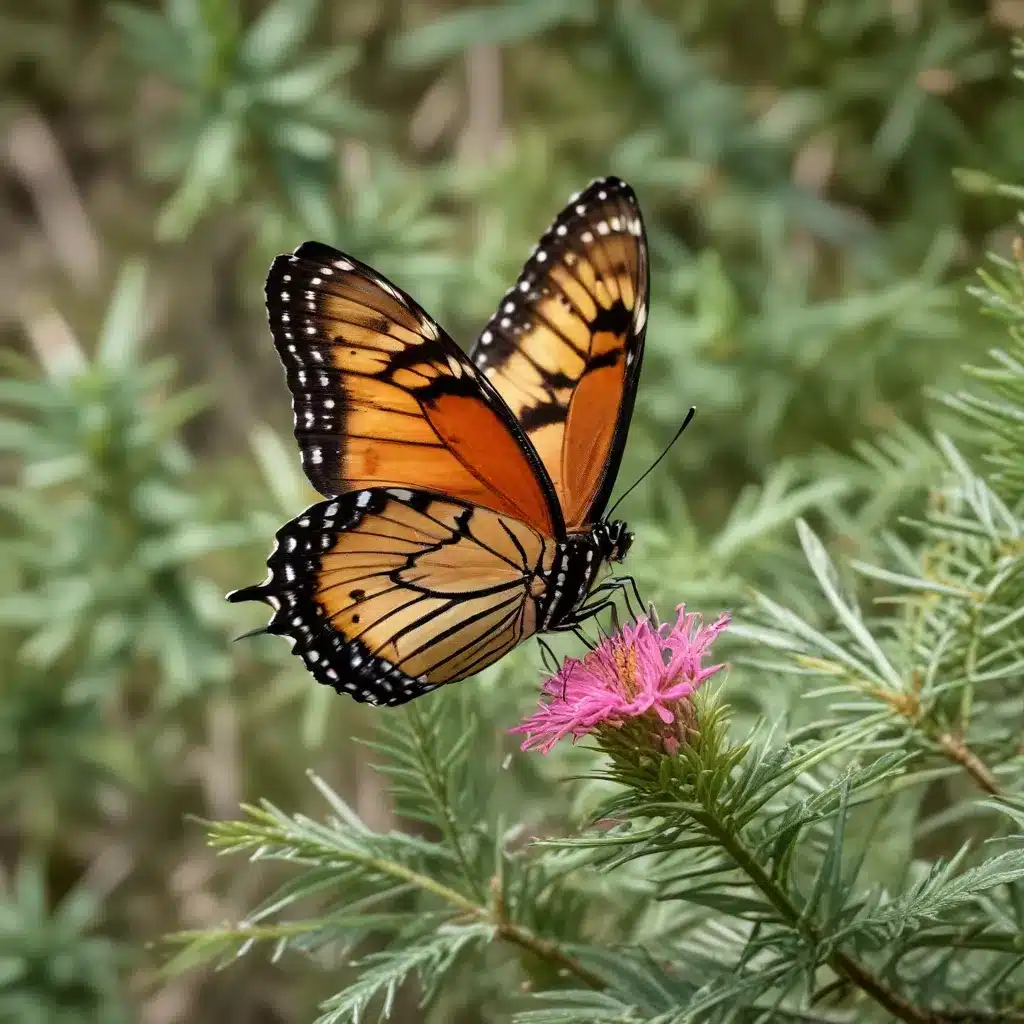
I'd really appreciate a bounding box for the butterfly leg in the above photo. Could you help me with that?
[610,574,647,619]
[565,598,620,631]
[573,575,647,624]
[571,623,599,649]
[537,636,560,675]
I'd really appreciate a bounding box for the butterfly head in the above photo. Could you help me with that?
[602,519,633,564]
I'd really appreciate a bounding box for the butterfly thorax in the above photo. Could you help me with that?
[538,519,632,631]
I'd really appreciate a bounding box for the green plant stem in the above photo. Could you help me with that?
[706,818,954,1024]
[347,851,607,991]
[933,731,1000,795]
[493,920,607,990]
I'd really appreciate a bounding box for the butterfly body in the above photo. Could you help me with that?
[231,177,652,705]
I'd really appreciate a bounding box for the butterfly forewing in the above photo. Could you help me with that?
[266,242,561,537]
[468,177,649,530]
[228,488,555,705]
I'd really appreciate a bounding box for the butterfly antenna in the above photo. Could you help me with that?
[606,406,696,518]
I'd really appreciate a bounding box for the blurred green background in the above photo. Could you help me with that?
[1,1,1022,1021]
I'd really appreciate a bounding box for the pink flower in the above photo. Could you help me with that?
[511,605,730,755]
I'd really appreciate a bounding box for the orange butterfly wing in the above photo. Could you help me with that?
[469,177,649,531]
[228,488,556,705]
[266,242,562,538]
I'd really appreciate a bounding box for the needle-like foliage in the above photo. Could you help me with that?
[5,5,1024,1023]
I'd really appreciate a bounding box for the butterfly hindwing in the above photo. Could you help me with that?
[469,177,649,530]
[266,242,561,537]
[228,488,557,705]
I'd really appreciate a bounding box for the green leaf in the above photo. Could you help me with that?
[390,0,594,68]
[254,49,356,106]
[156,116,240,241]
[315,926,491,1024]
[96,261,148,369]
[795,520,904,689]
[239,0,319,70]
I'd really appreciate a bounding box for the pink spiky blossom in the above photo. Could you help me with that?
[511,605,730,755]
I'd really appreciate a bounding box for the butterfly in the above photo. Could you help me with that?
[229,176,653,706]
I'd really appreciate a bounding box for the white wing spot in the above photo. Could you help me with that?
[634,302,648,332]
[334,259,354,271]
[311,277,321,286]
[356,491,372,508]
[282,274,292,283]
[519,280,530,292]
[598,190,607,200]
[575,204,586,214]
[504,301,515,313]
[581,231,593,243]
[306,326,316,335]
[420,316,440,341]
[324,398,335,409]
[388,488,414,501]
[556,224,568,236]
[480,330,493,345]
[500,317,511,328]
[597,221,610,235]
[536,250,547,262]
[281,291,290,301]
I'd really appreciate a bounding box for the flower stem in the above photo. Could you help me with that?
[706,818,951,1024]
